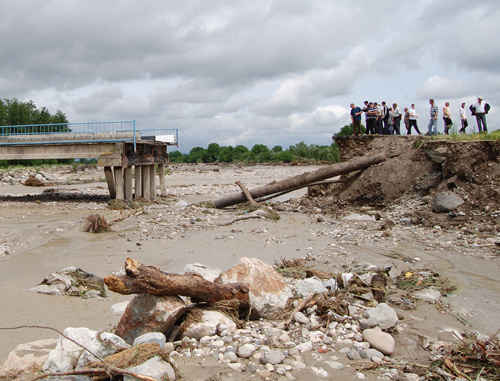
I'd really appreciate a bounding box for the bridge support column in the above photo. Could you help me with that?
[104,167,116,199]
[149,164,156,200]
[159,164,166,197]
[134,165,143,198]
[143,165,151,201]
[114,167,124,200]
[124,167,133,202]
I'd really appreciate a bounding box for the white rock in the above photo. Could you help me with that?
[237,343,256,358]
[295,278,328,296]
[0,339,58,374]
[296,341,313,353]
[362,328,395,355]
[110,301,130,316]
[293,311,310,325]
[133,332,166,349]
[181,310,236,340]
[361,303,398,330]
[325,361,344,370]
[311,366,329,378]
[181,263,221,282]
[43,327,128,373]
[216,257,292,318]
[123,356,176,381]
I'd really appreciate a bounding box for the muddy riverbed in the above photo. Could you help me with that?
[0,163,499,378]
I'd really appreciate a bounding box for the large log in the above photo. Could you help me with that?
[212,153,388,208]
[104,258,249,306]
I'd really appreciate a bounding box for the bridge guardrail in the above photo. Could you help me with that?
[0,121,178,147]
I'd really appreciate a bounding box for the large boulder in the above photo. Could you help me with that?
[115,294,187,344]
[431,191,464,213]
[29,267,106,298]
[43,328,129,373]
[181,310,236,340]
[0,339,57,375]
[216,257,292,318]
[359,303,398,330]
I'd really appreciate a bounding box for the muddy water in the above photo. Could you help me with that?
[0,169,315,363]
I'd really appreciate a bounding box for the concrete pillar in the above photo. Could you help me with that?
[114,166,124,200]
[149,164,156,200]
[158,164,166,197]
[134,165,142,199]
[143,165,151,201]
[124,166,133,202]
[104,166,116,199]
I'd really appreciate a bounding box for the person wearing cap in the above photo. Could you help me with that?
[472,97,488,133]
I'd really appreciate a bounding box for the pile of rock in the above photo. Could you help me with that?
[2,257,418,380]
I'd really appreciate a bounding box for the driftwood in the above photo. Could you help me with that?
[212,153,388,208]
[235,181,258,205]
[283,293,315,329]
[104,258,249,306]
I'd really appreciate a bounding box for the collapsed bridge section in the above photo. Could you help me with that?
[0,120,178,201]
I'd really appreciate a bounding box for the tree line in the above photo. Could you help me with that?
[0,98,68,127]
[0,98,71,167]
[168,141,341,164]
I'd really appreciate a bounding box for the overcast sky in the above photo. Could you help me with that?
[2,0,499,152]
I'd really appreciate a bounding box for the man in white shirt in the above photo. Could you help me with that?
[472,97,488,133]
[459,102,467,133]
[408,104,422,135]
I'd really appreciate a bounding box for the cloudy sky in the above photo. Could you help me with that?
[2,0,499,153]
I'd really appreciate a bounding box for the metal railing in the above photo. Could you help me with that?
[0,121,178,147]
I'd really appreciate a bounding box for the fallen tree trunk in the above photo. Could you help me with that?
[104,258,249,306]
[212,153,388,208]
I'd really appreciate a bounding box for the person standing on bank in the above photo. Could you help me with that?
[350,103,363,136]
[365,102,378,135]
[442,101,452,134]
[392,103,401,135]
[459,102,468,133]
[408,104,422,135]
[404,107,410,134]
[473,96,488,133]
[427,99,439,135]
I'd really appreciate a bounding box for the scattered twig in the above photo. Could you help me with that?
[0,325,158,381]
[219,215,263,226]
[283,293,315,329]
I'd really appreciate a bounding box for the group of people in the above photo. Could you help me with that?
[350,97,490,136]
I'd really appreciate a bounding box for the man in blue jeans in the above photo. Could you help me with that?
[473,96,488,133]
[427,99,439,135]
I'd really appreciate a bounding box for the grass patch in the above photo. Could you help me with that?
[394,270,456,294]
[427,130,500,142]
[274,257,308,278]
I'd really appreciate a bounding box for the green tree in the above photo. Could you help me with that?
[335,123,366,136]
[168,150,184,163]
[207,143,220,162]
[219,146,234,162]
[250,144,269,156]
[272,145,283,153]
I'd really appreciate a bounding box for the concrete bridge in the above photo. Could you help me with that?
[0,121,178,201]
